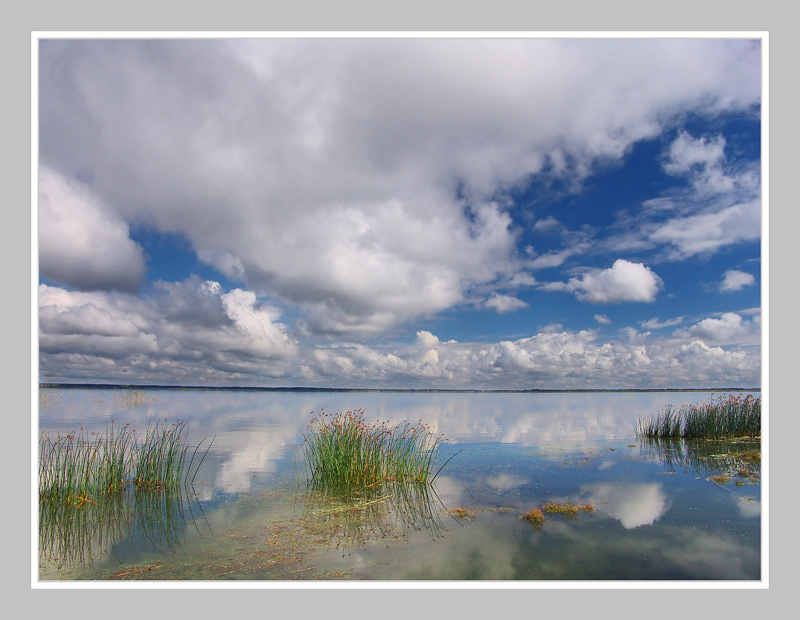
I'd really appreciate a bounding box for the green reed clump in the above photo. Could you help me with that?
[303,409,447,488]
[39,419,210,506]
[133,420,192,490]
[39,422,132,506]
[635,394,760,440]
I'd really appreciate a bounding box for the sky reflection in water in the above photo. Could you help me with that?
[37,388,761,582]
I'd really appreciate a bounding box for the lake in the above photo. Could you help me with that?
[36,387,762,583]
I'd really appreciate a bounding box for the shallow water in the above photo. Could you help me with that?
[37,388,762,582]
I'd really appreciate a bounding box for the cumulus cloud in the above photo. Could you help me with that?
[720,269,756,292]
[542,259,663,303]
[39,280,761,387]
[39,285,158,361]
[36,39,762,390]
[594,314,611,325]
[39,280,298,384]
[38,166,147,292]
[38,38,761,334]
[674,311,760,346]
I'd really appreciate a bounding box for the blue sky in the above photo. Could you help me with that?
[36,36,763,389]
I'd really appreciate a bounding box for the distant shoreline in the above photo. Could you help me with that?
[38,383,762,394]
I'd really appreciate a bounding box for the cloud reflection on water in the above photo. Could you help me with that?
[37,388,761,580]
[585,482,671,529]
[39,388,734,497]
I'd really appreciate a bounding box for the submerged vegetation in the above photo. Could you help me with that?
[635,394,760,440]
[39,419,212,507]
[302,481,448,552]
[638,437,761,487]
[40,484,206,570]
[302,409,448,489]
[38,390,762,580]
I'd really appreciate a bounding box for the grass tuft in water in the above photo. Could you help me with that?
[133,420,192,490]
[303,409,447,488]
[635,394,760,440]
[39,419,211,506]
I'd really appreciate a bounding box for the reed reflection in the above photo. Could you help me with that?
[39,486,209,573]
[299,481,449,554]
[637,437,761,485]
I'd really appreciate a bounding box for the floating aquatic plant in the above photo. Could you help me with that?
[521,508,545,524]
[541,502,594,515]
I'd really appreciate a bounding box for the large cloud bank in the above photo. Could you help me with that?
[39,279,760,388]
[37,38,762,388]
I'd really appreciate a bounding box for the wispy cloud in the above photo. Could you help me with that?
[648,131,761,258]
[641,316,684,330]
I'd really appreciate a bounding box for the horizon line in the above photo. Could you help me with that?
[38,382,762,394]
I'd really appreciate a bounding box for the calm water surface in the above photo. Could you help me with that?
[37,389,762,582]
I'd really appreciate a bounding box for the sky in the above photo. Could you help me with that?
[36,35,763,390]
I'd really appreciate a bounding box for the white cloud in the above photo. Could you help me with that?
[674,311,760,346]
[600,128,761,263]
[649,199,761,258]
[720,269,756,292]
[641,316,684,330]
[36,39,763,391]
[542,259,663,304]
[38,38,761,335]
[529,244,589,270]
[38,285,158,361]
[38,167,147,292]
[644,129,761,259]
[484,293,528,313]
[663,131,734,196]
[39,280,298,384]
[532,216,561,232]
[594,314,611,325]
[39,282,761,388]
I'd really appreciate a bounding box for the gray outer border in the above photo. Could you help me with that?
[9,0,792,616]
